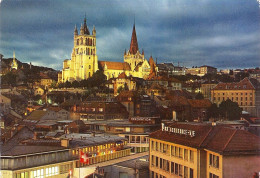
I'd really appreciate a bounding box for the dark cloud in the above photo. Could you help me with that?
[0,0,259,70]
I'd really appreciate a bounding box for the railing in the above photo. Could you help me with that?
[76,148,131,168]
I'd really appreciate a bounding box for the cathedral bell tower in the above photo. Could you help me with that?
[124,23,145,71]
[62,16,98,82]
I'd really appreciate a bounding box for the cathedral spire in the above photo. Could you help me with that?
[129,23,138,54]
[11,50,18,70]
[83,15,90,35]
[74,25,78,36]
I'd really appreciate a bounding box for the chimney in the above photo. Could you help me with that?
[91,132,95,137]
[61,139,70,147]
[34,132,39,140]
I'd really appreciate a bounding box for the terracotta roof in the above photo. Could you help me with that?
[149,56,155,66]
[99,61,131,70]
[150,123,213,148]
[188,99,212,108]
[47,106,63,112]
[213,77,255,90]
[146,75,181,83]
[150,123,260,155]
[148,83,165,91]
[118,72,128,79]
[116,91,137,102]
[204,127,260,155]
[1,145,65,156]
[26,110,46,121]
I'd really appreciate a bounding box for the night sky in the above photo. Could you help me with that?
[0,0,260,70]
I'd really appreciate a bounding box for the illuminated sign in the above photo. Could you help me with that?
[130,117,152,122]
[161,123,195,137]
[80,152,89,164]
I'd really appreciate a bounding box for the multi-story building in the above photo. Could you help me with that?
[211,77,260,117]
[201,81,218,99]
[157,63,185,76]
[149,122,260,178]
[186,65,217,76]
[39,72,55,88]
[145,76,182,91]
[75,101,129,121]
[186,67,200,76]
[84,116,161,153]
[1,132,130,178]
[199,65,217,76]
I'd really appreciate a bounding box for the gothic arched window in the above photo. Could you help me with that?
[89,65,91,69]
[89,39,92,46]
[80,38,83,45]
[76,39,79,45]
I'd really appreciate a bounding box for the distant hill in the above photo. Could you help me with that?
[1,58,56,73]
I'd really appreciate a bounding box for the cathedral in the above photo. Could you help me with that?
[61,17,157,82]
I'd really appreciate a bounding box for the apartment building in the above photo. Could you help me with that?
[149,122,260,178]
[211,77,259,117]
[1,132,130,178]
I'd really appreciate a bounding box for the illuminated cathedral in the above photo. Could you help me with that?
[61,17,157,82]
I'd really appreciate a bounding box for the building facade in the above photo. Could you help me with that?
[1,133,130,178]
[61,17,98,82]
[201,82,218,99]
[211,77,260,117]
[149,122,260,178]
[61,17,157,82]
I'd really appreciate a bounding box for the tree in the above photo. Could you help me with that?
[195,92,204,99]
[50,81,57,88]
[33,94,42,101]
[218,74,234,83]
[58,82,65,88]
[64,81,72,88]
[117,86,125,94]
[2,72,17,86]
[207,103,219,119]
[72,80,80,88]
[88,70,106,88]
[79,79,89,88]
[235,72,249,82]
[219,99,242,120]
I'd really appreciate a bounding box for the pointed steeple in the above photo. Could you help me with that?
[83,15,90,35]
[74,25,78,36]
[80,23,84,35]
[11,50,18,70]
[129,23,138,54]
[92,25,96,36]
